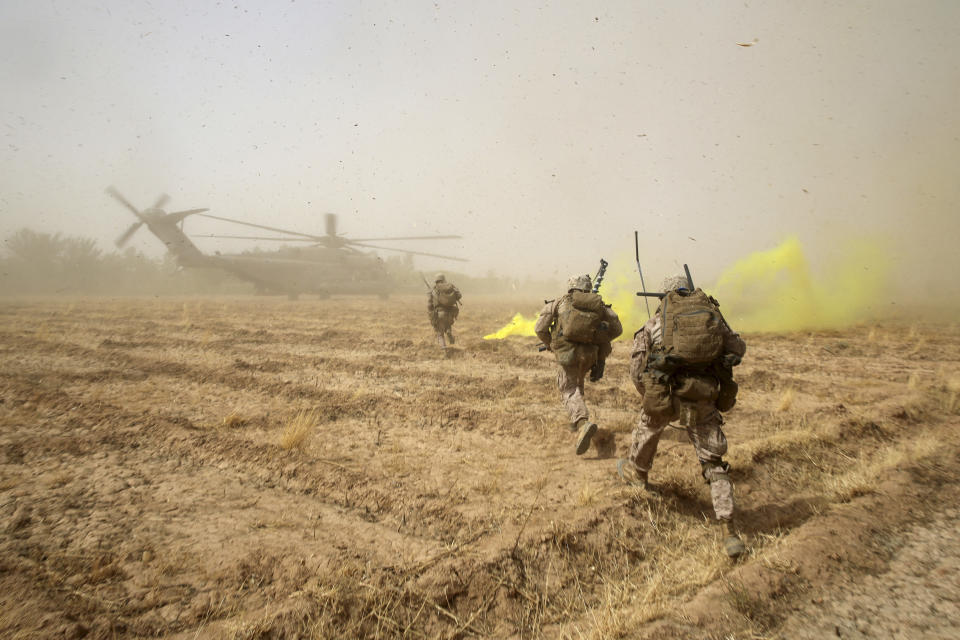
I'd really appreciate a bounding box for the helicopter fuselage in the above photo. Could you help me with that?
[139,210,391,296]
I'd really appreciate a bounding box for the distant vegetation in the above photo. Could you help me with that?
[0,228,246,295]
[0,228,553,296]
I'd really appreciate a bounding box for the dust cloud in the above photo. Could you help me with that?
[1,2,958,311]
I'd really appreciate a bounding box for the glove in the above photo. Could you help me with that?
[721,353,742,368]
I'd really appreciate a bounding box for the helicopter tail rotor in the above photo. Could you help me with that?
[106,187,207,248]
[115,221,144,248]
[105,186,147,221]
[152,193,171,210]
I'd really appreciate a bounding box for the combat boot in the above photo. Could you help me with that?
[446,330,455,345]
[574,419,597,456]
[720,519,746,559]
[617,459,647,487]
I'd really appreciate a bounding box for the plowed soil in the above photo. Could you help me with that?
[1,296,958,639]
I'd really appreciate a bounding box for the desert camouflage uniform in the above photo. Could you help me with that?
[628,313,746,521]
[428,277,461,346]
[535,295,622,428]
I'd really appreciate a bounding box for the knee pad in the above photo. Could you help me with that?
[701,460,731,484]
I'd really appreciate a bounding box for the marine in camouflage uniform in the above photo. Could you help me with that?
[619,274,748,558]
[428,273,461,347]
[535,274,622,456]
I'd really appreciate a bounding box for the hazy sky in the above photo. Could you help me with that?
[1,0,958,285]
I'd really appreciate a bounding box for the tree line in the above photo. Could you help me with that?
[0,229,244,295]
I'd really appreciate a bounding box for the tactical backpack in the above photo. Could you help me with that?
[555,292,605,344]
[434,283,460,307]
[641,289,740,419]
[659,288,725,366]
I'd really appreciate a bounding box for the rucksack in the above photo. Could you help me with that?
[555,292,605,344]
[659,288,725,366]
[434,283,459,307]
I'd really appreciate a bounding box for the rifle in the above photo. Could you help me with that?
[420,273,432,292]
[592,258,609,293]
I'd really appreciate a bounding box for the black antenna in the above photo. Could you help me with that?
[683,263,695,290]
[635,231,652,319]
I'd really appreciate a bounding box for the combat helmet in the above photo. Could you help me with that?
[567,274,592,293]
[661,274,689,293]
[434,273,446,283]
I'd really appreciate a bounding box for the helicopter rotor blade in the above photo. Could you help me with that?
[325,213,337,237]
[115,222,143,248]
[192,234,317,241]
[152,193,171,210]
[194,213,326,241]
[348,242,468,262]
[105,186,147,221]
[348,234,463,242]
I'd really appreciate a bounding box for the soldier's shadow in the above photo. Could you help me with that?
[649,482,828,539]
[591,428,617,459]
[736,497,830,537]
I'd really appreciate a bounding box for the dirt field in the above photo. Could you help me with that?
[1,295,958,639]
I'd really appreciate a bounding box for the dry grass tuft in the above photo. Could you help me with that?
[828,433,939,501]
[777,388,795,412]
[280,410,317,450]
[942,389,960,414]
[907,336,928,358]
[932,375,960,414]
[577,484,601,506]
[221,410,248,429]
[907,372,921,390]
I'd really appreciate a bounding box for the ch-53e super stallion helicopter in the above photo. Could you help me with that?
[106,187,465,298]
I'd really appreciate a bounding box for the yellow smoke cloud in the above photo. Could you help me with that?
[484,236,890,339]
[482,312,540,340]
[710,235,889,332]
